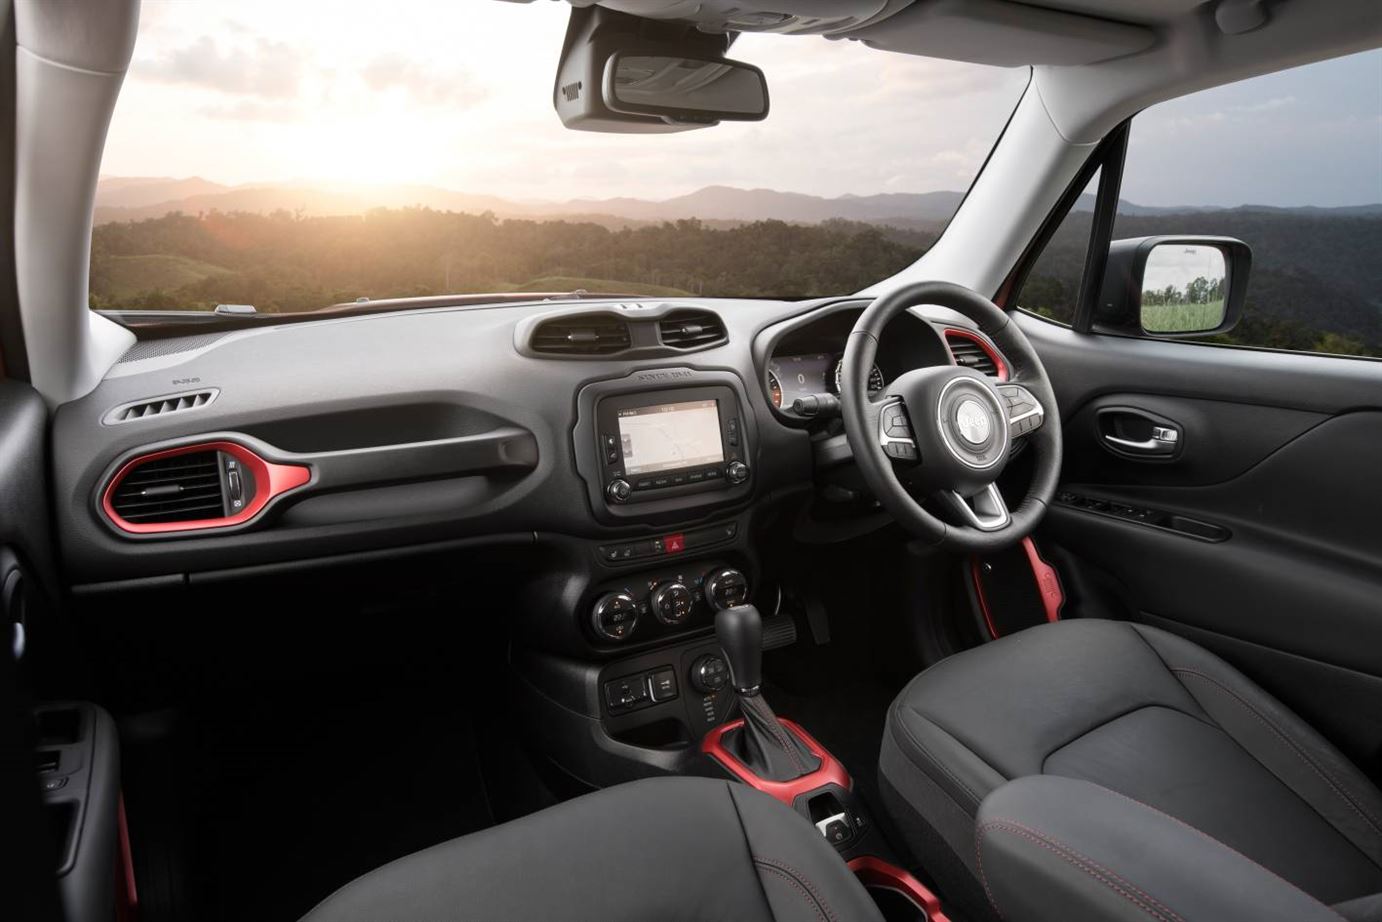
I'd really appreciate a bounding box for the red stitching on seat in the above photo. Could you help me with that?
[977,821,1186,922]
[753,857,839,922]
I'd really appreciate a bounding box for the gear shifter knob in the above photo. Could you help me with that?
[715,604,762,694]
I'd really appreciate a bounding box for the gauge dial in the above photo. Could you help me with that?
[832,358,885,397]
[767,370,783,409]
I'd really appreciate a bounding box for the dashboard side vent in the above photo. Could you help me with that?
[658,310,727,350]
[108,451,227,525]
[530,315,632,355]
[104,389,219,424]
[943,329,1007,380]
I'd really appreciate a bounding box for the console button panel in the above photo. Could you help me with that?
[598,521,737,565]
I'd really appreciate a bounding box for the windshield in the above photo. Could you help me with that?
[91,1,1028,318]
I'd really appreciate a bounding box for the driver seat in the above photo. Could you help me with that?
[880,618,1382,921]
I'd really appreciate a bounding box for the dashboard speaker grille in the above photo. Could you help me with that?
[658,310,727,350]
[943,330,1004,379]
[530,315,632,355]
[108,451,227,524]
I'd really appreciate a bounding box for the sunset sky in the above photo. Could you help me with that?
[99,1,1380,207]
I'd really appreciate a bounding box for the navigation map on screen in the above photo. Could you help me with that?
[617,399,724,476]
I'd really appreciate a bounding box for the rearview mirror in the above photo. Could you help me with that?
[1095,236,1252,338]
[604,53,768,125]
[554,7,768,133]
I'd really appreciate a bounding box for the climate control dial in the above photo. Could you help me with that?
[704,568,749,611]
[591,592,638,642]
[652,582,693,626]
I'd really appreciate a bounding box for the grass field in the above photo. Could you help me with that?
[1141,298,1225,333]
[98,254,232,299]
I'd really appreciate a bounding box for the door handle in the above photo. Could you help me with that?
[1103,426,1179,454]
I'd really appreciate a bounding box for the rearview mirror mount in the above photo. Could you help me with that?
[554,7,768,133]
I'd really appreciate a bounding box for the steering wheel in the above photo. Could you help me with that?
[841,281,1062,552]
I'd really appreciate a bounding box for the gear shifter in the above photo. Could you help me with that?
[715,604,821,782]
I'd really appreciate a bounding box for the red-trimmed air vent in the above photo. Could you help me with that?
[943,329,1008,381]
[102,441,310,536]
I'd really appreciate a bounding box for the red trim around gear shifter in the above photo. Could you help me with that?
[1021,536,1064,623]
[848,856,952,922]
[942,328,1009,381]
[101,440,311,535]
[702,717,850,806]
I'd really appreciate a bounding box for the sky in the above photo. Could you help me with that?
[100,1,1381,207]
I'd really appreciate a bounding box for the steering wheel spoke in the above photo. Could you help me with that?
[937,484,1011,532]
[997,383,1045,440]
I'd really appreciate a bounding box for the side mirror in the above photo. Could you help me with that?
[554,7,768,133]
[1095,236,1252,338]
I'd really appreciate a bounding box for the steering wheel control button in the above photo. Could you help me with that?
[998,384,1045,438]
[878,399,919,462]
[725,460,749,484]
[705,568,749,611]
[652,582,694,625]
[591,592,639,642]
[690,654,730,693]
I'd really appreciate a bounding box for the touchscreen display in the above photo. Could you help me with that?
[617,399,724,476]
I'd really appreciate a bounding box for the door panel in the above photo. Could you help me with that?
[1017,313,1382,769]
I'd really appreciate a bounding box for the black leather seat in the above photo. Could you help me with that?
[879,619,1382,921]
[302,776,883,922]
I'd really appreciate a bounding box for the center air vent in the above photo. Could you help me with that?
[658,310,727,350]
[108,451,227,525]
[943,329,1007,380]
[530,315,632,355]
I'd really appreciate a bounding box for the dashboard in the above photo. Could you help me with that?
[51,295,1006,588]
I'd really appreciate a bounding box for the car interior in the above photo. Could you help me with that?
[3,0,1381,920]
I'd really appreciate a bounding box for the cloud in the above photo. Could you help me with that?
[199,100,303,123]
[140,35,303,99]
[361,53,487,108]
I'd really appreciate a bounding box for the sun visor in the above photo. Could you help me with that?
[846,0,1155,66]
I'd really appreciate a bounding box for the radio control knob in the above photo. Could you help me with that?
[606,479,633,504]
[690,654,730,693]
[726,461,749,485]
[652,582,693,626]
[705,568,749,611]
[591,592,638,642]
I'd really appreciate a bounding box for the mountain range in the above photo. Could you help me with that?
[94,176,1382,228]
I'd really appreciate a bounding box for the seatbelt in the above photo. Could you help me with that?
[0,640,64,920]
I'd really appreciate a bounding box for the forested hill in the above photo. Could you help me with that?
[89,204,1380,356]
[1018,206,1382,356]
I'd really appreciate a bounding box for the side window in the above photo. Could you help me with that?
[1115,50,1381,358]
[1014,171,1101,326]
